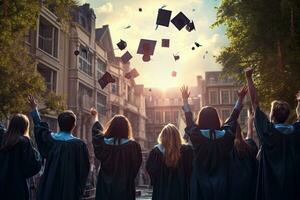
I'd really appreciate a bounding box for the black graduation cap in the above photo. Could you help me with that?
[98,72,116,89]
[192,47,195,50]
[156,8,172,28]
[139,8,142,12]
[171,12,190,31]
[74,50,80,56]
[117,39,127,50]
[195,42,202,47]
[186,21,196,32]
[125,68,139,79]
[173,54,180,61]
[161,39,170,48]
[121,51,132,64]
[137,39,157,62]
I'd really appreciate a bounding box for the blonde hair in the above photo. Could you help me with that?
[158,123,184,168]
[270,100,290,123]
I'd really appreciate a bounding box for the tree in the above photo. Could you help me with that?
[214,0,300,118]
[0,0,76,119]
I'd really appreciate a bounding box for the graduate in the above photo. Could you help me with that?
[90,108,142,200]
[245,68,300,200]
[28,95,90,200]
[228,111,258,200]
[146,123,193,200]
[180,85,247,200]
[0,114,41,200]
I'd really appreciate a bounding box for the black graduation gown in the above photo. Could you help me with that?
[254,107,300,200]
[228,139,258,200]
[0,123,41,200]
[146,145,193,200]
[34,122,90,200]
[184,106,241,200]
[92,121,142,200]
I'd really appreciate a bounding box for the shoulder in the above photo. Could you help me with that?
[18,136,34,148]
[130,140,141,149]
[180,144,193,152]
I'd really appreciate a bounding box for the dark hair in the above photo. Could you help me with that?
[0,114,30,150]
[234,123,254,158]
[270,101,290,124]
[58,110,76,132]
[197,106,221,129]
[104,115,133,144]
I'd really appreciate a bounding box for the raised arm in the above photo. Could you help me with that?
[28,95,41,125]
[180,85,195,128]
[245,67,259,111]
[246,109,254,140]
[223,86,247,134]
[90,108,105,161]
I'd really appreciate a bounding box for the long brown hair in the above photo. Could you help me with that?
[158,124,184,168]
[0,114,30,150]
[234,123,254,158]
[104,115,133,144]
[197,106,221,129]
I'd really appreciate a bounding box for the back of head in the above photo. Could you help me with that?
[1,114,29,150]
[105,115,133,141]
[158,123,183,168]
[270,100,290,124]
[197,106,221,130]
[58,110,76,132]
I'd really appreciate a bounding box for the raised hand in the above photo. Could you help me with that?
[180,85,190,103]
[237,85,248,102]
[90,107,98,117]
[247,109,254,123]
[27,95,38,110]
[245,67,254,78]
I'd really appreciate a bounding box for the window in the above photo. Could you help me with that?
[79,46,92,76]
[209,90,218,104]
[97,93,107,117]
[37,63,57,92]
[221,90,230,104]
[38,16,58,57]
[232,89,238,103]
[165,111,172,123]
[147,110,154,122]
[79,84,93,109]
[221,109,231,122]
[111,76,119,95]
[79,15,87,29]
[96,59,106,80]
[172,111,179,123]
[155,111,163,123]
[111,105,119,117]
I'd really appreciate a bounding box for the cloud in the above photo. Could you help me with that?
[96,2,114,14]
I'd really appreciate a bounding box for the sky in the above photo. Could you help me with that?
[78,0,227,89]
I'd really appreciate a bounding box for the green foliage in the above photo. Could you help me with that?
[0,0,76,119]
[214,0,300,114]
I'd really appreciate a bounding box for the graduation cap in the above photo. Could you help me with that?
[173,54,180,61]
[124,25,131,29]
[137,39,157,62]
[186,21,196,32]
[117,39,127,50]
[192,47,195,50]
[161,39,170,48]
[139,8,142,12]
[121,51,132,64]
[156,8,172,29]
[98,72,115,89]
[171,12,190,31]
[125,68,139,79]
[74,50,80,56]
[195,42,202,47]
[171,71,177,77]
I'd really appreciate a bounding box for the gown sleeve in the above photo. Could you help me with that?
[254,107,277,144]
[132,142,142,178]
[146,149,162,186]
[91,121,105,161]
[223,100,243,136]
[181,145,194,182]
[77,142,90,196]
[30,108,54,158]
[21,137,42,178]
